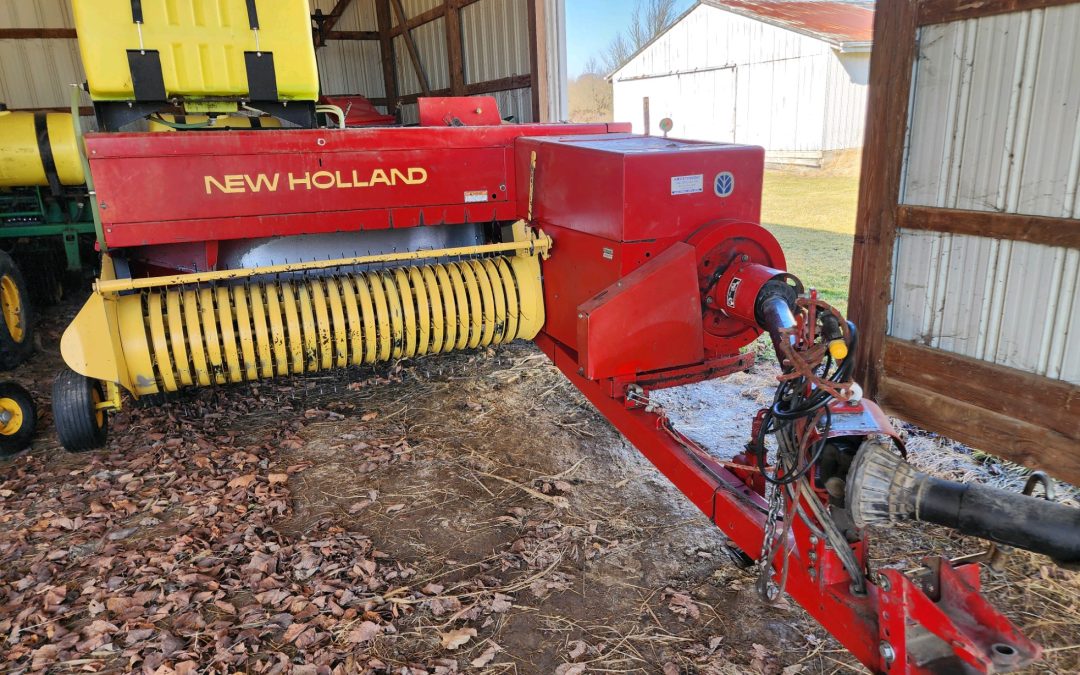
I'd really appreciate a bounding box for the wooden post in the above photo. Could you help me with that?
[527,0,541,122]
[445,0,465,96]
[375,0,400,119]
[846,0,917,396]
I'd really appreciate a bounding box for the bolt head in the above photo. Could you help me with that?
[879,641,896,664]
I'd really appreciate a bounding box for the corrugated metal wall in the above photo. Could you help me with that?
[312,0,385,99]
[611,4,868,161]
[824,52,870,150]
[2,0,537,124]
[0,0,83,109]
[312,0,534,123]
[891,4,1080,384]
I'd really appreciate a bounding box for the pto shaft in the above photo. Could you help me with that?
[848,439,1080,564]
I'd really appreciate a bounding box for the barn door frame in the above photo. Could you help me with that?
[848,0,1080,481]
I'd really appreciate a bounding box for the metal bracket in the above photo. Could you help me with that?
[877,558,1040,673]
[97,380,123,413]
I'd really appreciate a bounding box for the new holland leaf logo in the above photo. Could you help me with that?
[714,172,735,198]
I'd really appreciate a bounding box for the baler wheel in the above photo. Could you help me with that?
[0,382,36,455]
[0,251,34,371]
[53,370,107,452]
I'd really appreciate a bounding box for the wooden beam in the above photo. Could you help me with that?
[846,0,918,398]
[375,0,399,118]
[367,74,531,108]
[390,0,432,96]
[389,4,445,37]
[312,0,356,47]
[325,30,379,41]
[883,338,1079,441]
[526,0,541,122]
[445,0,465,96]
[0,28,77,39]
[897,205,1080,249]
[917,0,1080,26]
[387,0,483,37]
[878,377,1080,485]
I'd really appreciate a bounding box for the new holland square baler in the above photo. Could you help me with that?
[47,1,1080,673]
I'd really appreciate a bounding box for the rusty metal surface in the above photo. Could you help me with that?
[703,0,874,46]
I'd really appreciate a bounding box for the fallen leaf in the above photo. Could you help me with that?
[268,473,289,484]
[282,622,308,643]
[439,627,477,650]
[471,642,501,667]
[567,640,588,660]
[228,474,257,488]
[346,621,382,644]
[490,593,512,613]
[668,591,701,621]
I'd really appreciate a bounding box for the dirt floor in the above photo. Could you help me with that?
[2,299,1079,674]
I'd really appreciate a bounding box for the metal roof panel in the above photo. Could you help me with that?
[702,0,874,48]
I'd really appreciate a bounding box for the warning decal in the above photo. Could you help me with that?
[726,277,742,308]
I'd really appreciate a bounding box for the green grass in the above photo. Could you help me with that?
[759,171,860,314]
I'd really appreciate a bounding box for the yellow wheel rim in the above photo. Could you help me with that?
[0,275,24,343]
[0,397,23,435]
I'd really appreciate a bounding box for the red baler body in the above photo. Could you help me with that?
[77,120,1038,675]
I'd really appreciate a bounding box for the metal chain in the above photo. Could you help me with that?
[756,481,786,603]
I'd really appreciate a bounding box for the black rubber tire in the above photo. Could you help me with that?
[0,382,37,456]
[0,251,34,371]
[53,370,108,452]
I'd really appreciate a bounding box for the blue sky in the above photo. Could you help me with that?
[566,0,696,77]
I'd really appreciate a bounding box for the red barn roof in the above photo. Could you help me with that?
[703,0,874,49]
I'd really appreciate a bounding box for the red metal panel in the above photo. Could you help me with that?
[103,203,520,248]
[577,242,704,379]
[94,147,508,240]
[539,225,676,350]
[418,96,503,126]
[516,134,764,243]
[86,124,626,249]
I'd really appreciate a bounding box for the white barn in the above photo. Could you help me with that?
[611,0,873,167]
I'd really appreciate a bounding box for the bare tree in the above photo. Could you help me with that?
[599,0,679,73]
[582,55,605,77]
